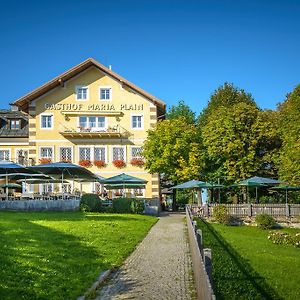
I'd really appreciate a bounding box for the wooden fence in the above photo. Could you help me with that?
[190,203,300,218]
[186,206,215,300]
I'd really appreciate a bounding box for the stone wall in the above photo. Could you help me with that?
[0,199,80,211]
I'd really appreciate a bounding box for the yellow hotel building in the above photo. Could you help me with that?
[1,58,165,198]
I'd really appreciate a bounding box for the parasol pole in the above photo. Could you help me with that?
[255,187,258,203]
[61,170,64,200]
[6,171,8,201]
[285,189,288,204]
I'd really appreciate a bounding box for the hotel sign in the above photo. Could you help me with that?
[44,103,144,111]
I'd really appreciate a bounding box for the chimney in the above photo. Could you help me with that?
[108,65,112,70]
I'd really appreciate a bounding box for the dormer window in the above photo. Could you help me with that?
[10,119,21,130]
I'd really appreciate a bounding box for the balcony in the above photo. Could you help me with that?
[59,124,131,139]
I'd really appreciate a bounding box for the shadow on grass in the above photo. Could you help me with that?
[0,219,109,300]
[0,211,153,223]
[197,219,283,300]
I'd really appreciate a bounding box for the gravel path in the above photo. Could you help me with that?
[96,212,195,300]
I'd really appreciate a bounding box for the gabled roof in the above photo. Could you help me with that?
[12,58,166,112]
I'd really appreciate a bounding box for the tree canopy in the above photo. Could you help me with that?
[166,100,196,124]
[142,117,204,182]
[277,84,300,184]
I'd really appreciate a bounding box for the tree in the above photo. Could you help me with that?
[142,117,204,183]
[277,84,300,184]
[166,100,196,124]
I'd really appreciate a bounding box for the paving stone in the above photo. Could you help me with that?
[96,212,195,300]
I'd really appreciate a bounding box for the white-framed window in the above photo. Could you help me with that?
[10,119,21,130]
[0,149,10,161]
[99,87,112,100]
[39,183,53,194]
[93,182,103,195]
[94,147,106,162]
[76,86,89,100]
[131,115,143,129]
[59,147,72,163]
[40,147,53,159]
[112,147,125,161]
[61,183,72,194]
[16,149,29,165]
[78,116,106,131]
[40,114,53,129]
[79,147,91,161]
[133,188,144,197]
[131,147,142,159]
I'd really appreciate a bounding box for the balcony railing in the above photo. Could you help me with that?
[59,124,131,139]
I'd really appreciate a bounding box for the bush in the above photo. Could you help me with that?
[255,214,276,229]
[268,231,300,247]
[213,205,231,225]
[112,198,145,214]
[80,194,102,212]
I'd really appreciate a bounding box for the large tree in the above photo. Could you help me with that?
[201,103,280,183]
[142,117,204,183]
[277,84,300,184]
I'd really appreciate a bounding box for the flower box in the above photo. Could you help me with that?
[94,160,106,168]
[130,158,145,167]
[39,158,52,164]
[112,159,126,168]
[79,160,92,167]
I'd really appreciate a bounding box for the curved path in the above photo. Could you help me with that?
[96,212,195,300]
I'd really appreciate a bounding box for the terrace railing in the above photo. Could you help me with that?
[190,203,300,218]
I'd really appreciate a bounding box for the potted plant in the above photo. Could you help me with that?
[112,159,126,168]
[79,159,92,167]
[94,160,106,168]
[130,158,144,167]
[39,157,52,164]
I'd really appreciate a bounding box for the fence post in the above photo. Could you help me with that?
[286,203,290,218]
[193,220,197,232]
[248,204,252,217]
[196,229,203,258]
[204,248,213,285]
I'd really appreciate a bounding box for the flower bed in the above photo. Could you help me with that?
[268,231,300,247]
[94,160,106,168]
[39,158,51,164]
[112,159,126,168]
[78,160,92,167]
[130,158,144,167]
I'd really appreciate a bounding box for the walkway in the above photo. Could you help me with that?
[96,212,195,300]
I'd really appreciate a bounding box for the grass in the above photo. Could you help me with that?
[0,211,157,300]
[196,219,300,300]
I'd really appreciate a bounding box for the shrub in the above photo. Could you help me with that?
[112,198,145,214]
[80,193,102,212]
[213,205,231,225]
[255,214,276,229]
[268,231,300,247]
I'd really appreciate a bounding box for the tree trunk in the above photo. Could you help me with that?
[172,187,177,211]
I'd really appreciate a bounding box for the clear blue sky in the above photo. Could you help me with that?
[0,0,299,114]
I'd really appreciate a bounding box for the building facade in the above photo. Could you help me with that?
[1,58,165,198]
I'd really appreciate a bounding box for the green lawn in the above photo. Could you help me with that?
[0,212,157,300]
[196,219,300,300]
